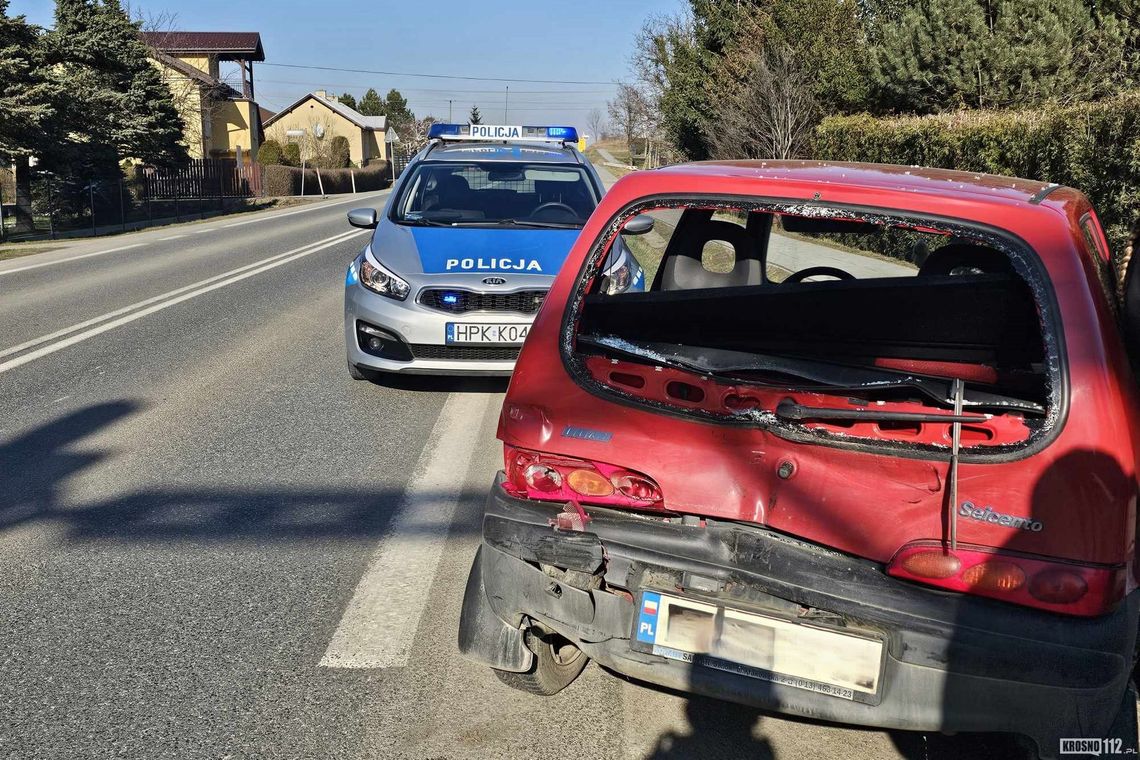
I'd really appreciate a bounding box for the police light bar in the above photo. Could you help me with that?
[428,123,579,144]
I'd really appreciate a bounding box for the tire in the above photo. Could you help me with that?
[348,361,379,382]
[493,626,588,696]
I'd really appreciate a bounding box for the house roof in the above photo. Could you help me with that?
[263,93,388,131]
[151,49,242,99]
[141,31,265,61]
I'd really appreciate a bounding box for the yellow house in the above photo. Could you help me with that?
[263,91,391,167]
[142,31,266,162]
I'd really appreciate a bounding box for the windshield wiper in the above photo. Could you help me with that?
[400,217,455,227]
[462,219,584,229]
[578,334,1045,416]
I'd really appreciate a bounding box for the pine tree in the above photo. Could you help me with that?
[338,92,358,111]
[42,0,187,178]
[869,0,990,112]
[469,105,482,124]
[383,88,414,133]
[358,87,383,116]
[0,0,55,163]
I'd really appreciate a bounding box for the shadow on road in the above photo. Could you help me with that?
[646,697,775,759]
[362,373,510,395]
[0,398,486,541]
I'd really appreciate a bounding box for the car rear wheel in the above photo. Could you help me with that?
[493,625,587,696]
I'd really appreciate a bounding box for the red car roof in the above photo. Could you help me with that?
[607,160,1083,224]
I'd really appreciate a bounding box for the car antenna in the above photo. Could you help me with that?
[947,378,964,551]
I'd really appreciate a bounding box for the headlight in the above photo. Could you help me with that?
[601,238,640,295]
[359,247,410,300]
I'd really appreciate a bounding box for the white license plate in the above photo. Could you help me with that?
[445,323,530,345]
[634,591,883,700]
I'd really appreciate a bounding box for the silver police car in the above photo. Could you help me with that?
[344,124,641,377]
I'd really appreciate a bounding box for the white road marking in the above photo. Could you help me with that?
[190,228,212,234]
[221,190,390,229]
[0,189,388,276]
[0,229,364,374]
[320,391,495,669]
[0,243,144,277]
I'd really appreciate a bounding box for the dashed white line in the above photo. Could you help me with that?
[157,235,186,241]
[0,229,364,374]
[319,391,495,669]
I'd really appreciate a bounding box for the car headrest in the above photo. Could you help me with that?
[919,243,1012,276]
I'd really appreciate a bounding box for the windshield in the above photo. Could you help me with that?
[393,161,597,228]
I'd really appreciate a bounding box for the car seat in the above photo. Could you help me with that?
[658,220,764,290]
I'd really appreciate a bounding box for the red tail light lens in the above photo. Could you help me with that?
[887,541,1124,617]
[1029,568,1089,605]
[503,446,665,511]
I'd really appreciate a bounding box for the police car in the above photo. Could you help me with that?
[344,123,642,377]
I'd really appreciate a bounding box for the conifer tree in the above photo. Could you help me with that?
[358,88,384,116]
[338,92,358,111]
[0,0,54,163]
[469,105,483,124]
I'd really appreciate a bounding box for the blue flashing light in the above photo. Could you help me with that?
[427,123,463,139]
[544,126,577,141]
[441,293,460,305]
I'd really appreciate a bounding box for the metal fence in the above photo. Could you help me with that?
[140,158,262,200]
[1,159,267,242]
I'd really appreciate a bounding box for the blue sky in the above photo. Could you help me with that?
[10,0,681,131]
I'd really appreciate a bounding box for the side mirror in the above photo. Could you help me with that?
[347,208,378,229]
[622,214,655,236]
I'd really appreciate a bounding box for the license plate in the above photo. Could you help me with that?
[633,591,883,701]
[445,323,529,344]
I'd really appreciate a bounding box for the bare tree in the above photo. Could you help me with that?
[586,108,605,141]
[708,46,820,161]
[607,83,650,164]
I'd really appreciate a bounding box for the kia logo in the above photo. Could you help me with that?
[482,276,507,285]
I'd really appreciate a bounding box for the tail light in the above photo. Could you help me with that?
[503,445,665,511]
[887,541,1125,617]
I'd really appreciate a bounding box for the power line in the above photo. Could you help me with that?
[260,62,617,86]
[254,77,615,95]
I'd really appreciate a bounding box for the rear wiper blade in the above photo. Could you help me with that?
[579,335,1045,415]
[775,399,990,424]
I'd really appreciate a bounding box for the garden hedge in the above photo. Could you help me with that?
[813,93,1140,252]
[261,161,391,197]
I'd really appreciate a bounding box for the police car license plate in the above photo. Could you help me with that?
[446,323,530,344]
[633,591,883,701]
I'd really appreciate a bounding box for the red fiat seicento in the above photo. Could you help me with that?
[457,162,1140,758]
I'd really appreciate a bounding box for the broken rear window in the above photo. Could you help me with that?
[566,201,1062,459]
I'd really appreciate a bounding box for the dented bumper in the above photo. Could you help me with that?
[458,476,1139,757]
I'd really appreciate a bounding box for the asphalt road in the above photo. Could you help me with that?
[0,186,1024,759]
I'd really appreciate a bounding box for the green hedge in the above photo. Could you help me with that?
[813,93,1140,252]
[261,161,390,197]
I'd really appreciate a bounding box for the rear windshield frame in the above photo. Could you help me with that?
[559,193,1070,465]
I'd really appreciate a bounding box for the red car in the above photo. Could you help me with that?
[457,161,1140,758]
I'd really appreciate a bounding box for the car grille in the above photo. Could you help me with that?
[419,288,548,315]
[408,344,521,361]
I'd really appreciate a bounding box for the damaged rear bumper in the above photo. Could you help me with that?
[458,476,1139,756]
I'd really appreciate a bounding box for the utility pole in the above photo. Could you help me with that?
[448,99,453,122]
[504,86,509,122]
